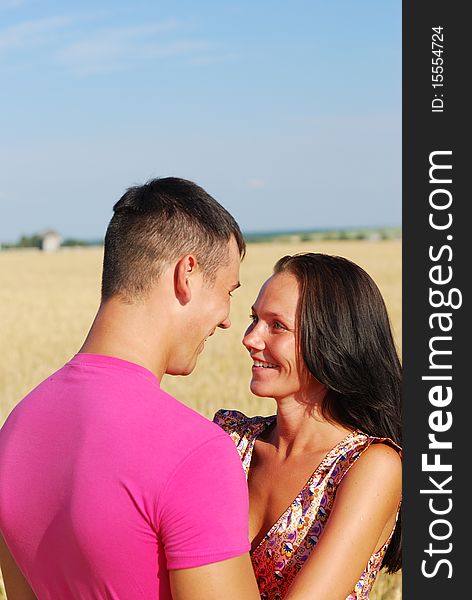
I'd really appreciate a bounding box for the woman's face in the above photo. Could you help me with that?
[243,271,317,401]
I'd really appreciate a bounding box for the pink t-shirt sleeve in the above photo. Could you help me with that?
[158,432,250,570]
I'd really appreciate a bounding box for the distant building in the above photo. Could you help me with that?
[39,230,62,252]
[366,231,382,241]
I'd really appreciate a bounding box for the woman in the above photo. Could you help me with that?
[214,253,402,600]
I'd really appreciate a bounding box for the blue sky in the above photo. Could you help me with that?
[1,0,401,243]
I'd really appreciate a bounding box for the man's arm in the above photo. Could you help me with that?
[170,553,260,600]
[160,434,259,598]
[0,533,37,600]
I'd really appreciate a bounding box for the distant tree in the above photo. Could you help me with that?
[62,238,88,247]
[18,234,41,248]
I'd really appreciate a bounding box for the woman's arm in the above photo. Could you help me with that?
[284,443,402,600]
[0,533,37,600]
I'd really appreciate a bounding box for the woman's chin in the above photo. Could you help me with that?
[249,380,273,398]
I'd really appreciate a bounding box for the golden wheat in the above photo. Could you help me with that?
[0,240,401,599]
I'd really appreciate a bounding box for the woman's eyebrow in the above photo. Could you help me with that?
[251,306,293,321]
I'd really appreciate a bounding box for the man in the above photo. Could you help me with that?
[0,178,260,599]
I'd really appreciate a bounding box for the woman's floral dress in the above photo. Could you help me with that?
[214,410,401,600]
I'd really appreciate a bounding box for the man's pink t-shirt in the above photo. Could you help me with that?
[0,354,250,599]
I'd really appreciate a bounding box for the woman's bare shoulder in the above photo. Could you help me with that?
[339,440,402,501]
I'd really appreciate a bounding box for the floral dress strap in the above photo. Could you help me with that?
[213,409,276,477]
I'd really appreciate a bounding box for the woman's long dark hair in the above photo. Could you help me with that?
[274,253,402,573]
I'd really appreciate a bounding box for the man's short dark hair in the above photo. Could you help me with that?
[101,177,246,301]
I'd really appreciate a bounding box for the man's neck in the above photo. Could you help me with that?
[79,297,170,380]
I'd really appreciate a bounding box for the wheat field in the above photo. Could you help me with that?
[0,240,401,599]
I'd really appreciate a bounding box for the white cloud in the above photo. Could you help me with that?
[0,15,74,50]
[56,21,219,75]
[247,178,266,190]
[188,52,240,66]
[0,0,24,9]
[1,13,231,75]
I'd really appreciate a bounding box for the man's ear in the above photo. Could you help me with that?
[174,255,199,305]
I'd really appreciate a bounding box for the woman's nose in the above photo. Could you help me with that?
[242,323,264,351]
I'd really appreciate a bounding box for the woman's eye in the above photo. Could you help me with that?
[273,321,285,330]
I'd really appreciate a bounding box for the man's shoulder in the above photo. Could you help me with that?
[159,388,228,440]
[0,361,223,453]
